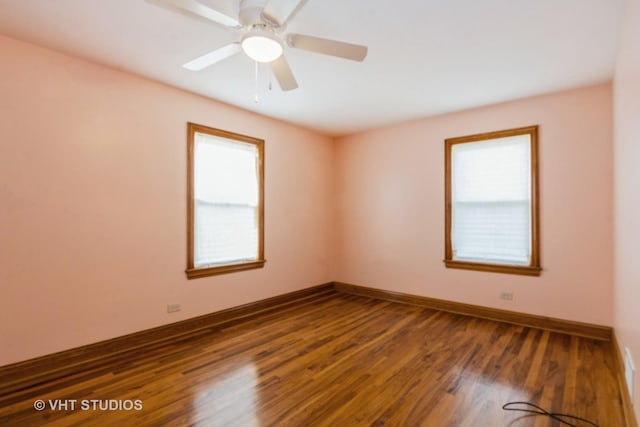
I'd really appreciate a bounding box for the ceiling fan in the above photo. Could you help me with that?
[146,0,368,91]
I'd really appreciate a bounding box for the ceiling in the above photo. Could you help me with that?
[0,0,627,136]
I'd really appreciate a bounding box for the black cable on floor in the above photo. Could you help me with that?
[502,401,599,427]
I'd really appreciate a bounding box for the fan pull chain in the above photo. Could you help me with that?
[254,60,260,104]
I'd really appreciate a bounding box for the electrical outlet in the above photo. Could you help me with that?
[167,304,181,313]
[500,292,513,301]
[624,348,635,403]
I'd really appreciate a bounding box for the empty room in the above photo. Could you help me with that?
[0,0,639,426]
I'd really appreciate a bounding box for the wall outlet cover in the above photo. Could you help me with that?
[500,292,513,301]
[167,304,181,313]
[624,347,635,404]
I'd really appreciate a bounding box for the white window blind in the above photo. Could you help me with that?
[193,132,259,267]
[451,135,531,265]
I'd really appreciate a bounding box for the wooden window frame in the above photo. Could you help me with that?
[186,122,265,279]
[444,125,541,276]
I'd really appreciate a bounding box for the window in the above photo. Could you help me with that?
[444,125,540,276]
[186,123,265,279]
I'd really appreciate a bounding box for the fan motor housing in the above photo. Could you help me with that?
[239,0,268,27]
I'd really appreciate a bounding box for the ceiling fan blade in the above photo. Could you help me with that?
[182,43,241,71]
[270,55,298,91]
[145,0,240,28]
[287,34,368,62]
[261,0,309,27]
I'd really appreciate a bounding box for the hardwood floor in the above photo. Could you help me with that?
[0,291,625,426]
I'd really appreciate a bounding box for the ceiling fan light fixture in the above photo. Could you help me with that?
[241,29,283,63]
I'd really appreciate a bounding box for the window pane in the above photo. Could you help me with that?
[194,132,258,206]
[194,201,258,267]
[452,135,530,202]
[452,200,530,264]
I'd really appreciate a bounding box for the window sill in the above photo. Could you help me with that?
[444,259,541,276]
[186,259,266,279]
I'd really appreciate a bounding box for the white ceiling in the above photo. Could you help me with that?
[0,0,626,136]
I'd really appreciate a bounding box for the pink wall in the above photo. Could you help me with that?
[335,84,614,326]
[614,0,640,416]
[0,35,336,366]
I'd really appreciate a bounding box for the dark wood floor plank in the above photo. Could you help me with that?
[0,290,625,426]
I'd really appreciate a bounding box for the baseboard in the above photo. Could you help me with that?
[0,282,335,397]
[333,281,612,341]
[612,330,639,427]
